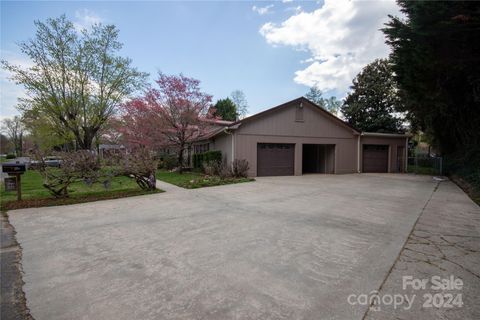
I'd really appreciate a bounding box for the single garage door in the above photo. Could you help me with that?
[257,143,295,176]
[363,145,389,173]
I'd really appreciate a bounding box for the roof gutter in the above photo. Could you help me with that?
[361,132,412,138]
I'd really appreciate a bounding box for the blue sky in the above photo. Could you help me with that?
[1,0,400,118]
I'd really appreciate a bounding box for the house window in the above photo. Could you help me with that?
[295,104,304,122]
[194,143,210,154]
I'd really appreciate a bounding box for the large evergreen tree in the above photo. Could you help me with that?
[213,98,237,121]
[383,1,480,158]
[341,59,404,133]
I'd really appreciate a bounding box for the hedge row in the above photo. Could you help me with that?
[193,150,222,169]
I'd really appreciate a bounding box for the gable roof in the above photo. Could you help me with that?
[231,97,360,135]
[192,97,362,142]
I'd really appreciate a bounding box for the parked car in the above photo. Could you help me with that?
[30,156,63,169]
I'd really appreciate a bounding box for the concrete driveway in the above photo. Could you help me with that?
[9,174,441,320]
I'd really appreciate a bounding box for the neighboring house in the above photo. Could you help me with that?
[192,97,409,177]
[98,144,126,159]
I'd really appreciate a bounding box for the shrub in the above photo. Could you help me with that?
[74,150,102,185]
[204,150,222,163]
[123,149,157,190]
[6,154,15,159]
[193,150,222,169]
[158,154,178,170]
[192,153,202,169]
[203,157,232,179]
[35,151,102,198]
[202,161,217,176]
[217,158,232,179]
[232,159,249,178]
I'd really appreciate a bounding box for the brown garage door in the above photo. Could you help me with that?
[363,145,388,173]
[257,143,295,176]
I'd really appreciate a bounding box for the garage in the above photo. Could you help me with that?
[302,144,335,174]
[257,143,295,176]
[362,145,389,173]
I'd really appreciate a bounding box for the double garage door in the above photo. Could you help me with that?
[257,143,294,176]
[363,145,389,173]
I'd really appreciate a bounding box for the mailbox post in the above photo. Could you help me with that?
[2,163,26,201]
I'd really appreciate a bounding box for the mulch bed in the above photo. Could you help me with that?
[1,189,162,211]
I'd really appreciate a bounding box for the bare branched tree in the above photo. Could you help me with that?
[230,90,249,119]
[1,116,25,156]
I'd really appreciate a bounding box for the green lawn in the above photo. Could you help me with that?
[1,170,160,210]
[156,170,254,189]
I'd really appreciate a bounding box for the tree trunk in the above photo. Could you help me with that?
[17,133,23,157]
[74,127,99,150]
[178,146,184,174]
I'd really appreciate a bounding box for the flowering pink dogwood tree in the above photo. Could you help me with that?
[119,73,213,171]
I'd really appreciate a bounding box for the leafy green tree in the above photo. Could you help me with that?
[213,98,237,121]
[383,1,480,157]
[341,59,404,133]
[305,86,341,114]
[1,15,147,150]
[22,108,74,151]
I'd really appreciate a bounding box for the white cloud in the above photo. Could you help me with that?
[252,4,274,16]
[259,0,400,94]
[282,0,294,3]
[74,9,103,32]
[285,5,302,14]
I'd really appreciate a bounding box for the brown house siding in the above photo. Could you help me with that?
[235,134,358,176]
[213,134,233,164]
[233,101,359,177]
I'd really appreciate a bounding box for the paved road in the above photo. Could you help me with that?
[7,174,478,319]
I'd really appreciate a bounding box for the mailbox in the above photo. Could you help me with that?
[2,163,26,174]
[2,163,25,200]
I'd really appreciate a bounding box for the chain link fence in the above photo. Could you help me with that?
[407,155,443,175]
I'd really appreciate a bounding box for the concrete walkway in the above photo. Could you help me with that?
[155,179,185,193]
[365,181,480,319]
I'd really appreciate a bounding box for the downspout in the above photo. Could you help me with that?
[232,132,235,162]
[357,134,361,173]
[405,137,408,173]
[223,128,235,163]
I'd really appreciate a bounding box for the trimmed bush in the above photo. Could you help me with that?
[202,157,232,179]
[193,150,222,169]
[6,154,15,159]
[232,159,249,178]
[158,154,178,170]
